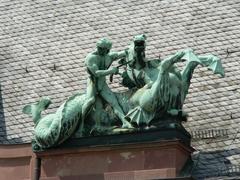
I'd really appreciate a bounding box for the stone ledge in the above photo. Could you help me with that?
[35,127,191,154]
[37,140,194,180]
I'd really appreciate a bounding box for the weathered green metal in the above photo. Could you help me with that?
[84,38,132,129]
[23,94,90,150]
[23,35,225,150]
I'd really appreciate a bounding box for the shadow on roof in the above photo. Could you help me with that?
[191,148,240,179]
[0,84,24,144]
[0,84,6,142]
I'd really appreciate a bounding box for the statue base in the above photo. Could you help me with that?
[36,128,195,180]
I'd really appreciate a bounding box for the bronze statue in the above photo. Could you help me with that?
[23,35,225,150]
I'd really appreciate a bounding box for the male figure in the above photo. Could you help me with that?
[85,38,132,128]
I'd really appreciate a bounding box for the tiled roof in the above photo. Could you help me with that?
[0,0,239,179]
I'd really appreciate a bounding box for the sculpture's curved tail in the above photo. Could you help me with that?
[22,97,60,148]
[24,94,88,149]
[23,97,51,125]
[34,113,61,148]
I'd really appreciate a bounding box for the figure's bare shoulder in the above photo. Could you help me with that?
[85,52,98,66]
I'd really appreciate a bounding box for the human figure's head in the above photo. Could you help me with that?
[96,38,112,56]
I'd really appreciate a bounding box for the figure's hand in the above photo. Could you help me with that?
[111,67,119,74]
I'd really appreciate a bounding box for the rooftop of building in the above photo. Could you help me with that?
[0,0,239,179]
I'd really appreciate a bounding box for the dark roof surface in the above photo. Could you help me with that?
[0,0,239,179]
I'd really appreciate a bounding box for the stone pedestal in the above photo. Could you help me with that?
[36,129,194,180]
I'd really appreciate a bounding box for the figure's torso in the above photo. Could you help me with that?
[86,52,113,91]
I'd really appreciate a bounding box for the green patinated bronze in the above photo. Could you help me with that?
[23,35,225,151]
[23,94,90,149]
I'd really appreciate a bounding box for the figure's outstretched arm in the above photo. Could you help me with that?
[109,50,127,61]
[85,55,117,78]
[95,67,117,77]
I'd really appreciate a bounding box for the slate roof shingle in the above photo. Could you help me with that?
[0,0,240,179]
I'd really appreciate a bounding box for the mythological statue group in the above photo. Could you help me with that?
[23,34,225,150]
